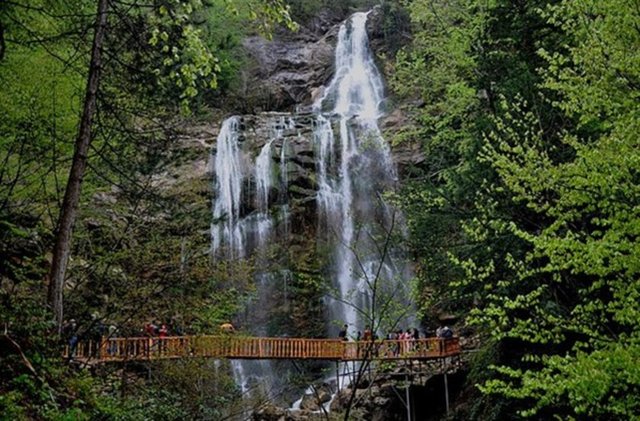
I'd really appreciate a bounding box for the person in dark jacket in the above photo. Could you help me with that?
[338,324,348,341]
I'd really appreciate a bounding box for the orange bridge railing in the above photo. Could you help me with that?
[64,336,461,363]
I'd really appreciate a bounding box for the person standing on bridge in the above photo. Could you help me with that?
[436,325,453,354]
[338,324,348,341]
[411,327,420,351]
[363,325,372,341]
[158,323,168,353]
[143,321,157,357]
[63,319,78,359]
[107,324,117,356]
[442,326,453,338]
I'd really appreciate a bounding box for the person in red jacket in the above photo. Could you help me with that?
[158,324,169,353]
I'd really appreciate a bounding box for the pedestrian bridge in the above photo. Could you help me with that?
[65,336,461,363]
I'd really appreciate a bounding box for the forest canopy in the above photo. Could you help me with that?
[393,0,640,418]
[1,0,638,419]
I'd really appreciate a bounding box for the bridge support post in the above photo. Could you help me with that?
[99,336,107,360]
[444,372,449,414]
[405,374,412,421]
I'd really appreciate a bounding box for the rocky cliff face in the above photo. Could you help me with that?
[150,7,423,305]
[139,5,431,412]
[214,10,419,199]
[211,112,320,238]
[165,8,417,246]
[237,6,410,114]
[146,9,424,345]
[241,26,337,111]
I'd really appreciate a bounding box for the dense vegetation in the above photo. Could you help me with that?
[1,0,638,419]
[0,0,296,418]
[393,0,639,419]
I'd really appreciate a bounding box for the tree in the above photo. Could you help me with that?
[48,0,109,333]
[391,0,639,417]
[473,0,640,416]
[391,0,560,329]
[0,0,296,416]
[333,210,416,421]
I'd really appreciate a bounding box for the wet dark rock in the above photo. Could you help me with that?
[299,383,332,411]
[241,31,335,111]
[238,5,409,113]
[329,388,355,412]
[289,184,317,199]
[252,404,288,421]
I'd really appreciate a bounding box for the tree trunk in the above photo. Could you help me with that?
[0,21,5,61]
[48,0,110,332]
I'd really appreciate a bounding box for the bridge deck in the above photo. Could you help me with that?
[65,336,460,363]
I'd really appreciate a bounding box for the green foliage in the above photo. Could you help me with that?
[280,233,327,339]
[147,0,221,111]
[0,0,299,418]
[0,288,118,420]
[397,0,640,418]
[472,1,640,412]
[390,0,544,323]
[141,0,296,112]
[0,390,27,420]
[0,47,81,222]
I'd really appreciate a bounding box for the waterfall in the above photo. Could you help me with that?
[210,10,411,409]
[280,128,291,239]
[213,115,295,257]
[313,11,403,335]
[256,140,273,214]
[255,139,274,246]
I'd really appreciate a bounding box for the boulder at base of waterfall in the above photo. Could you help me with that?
[299,384,332,411]
[329,388,349,412]
[251,404,287,421]
[329,388,367,412]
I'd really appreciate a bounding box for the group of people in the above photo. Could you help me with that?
[143,321,173,338]
[62,316,188,358]
[339,324,440,342]
[62,317,119,358]
[338,323,456,357]
[384,328,421,342]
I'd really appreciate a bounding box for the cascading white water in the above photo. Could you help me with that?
[211,10,411,409]
[255,139,274,246]
[213,115,294,258]
[212,117,245,259]
[313,11,401,334]
[256,141,273,213]
[279,127,292,240]
[211,114,295,400]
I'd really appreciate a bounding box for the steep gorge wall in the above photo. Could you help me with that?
[152,7,422,342]
[210,7,419,231]
[167,6,420,250]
